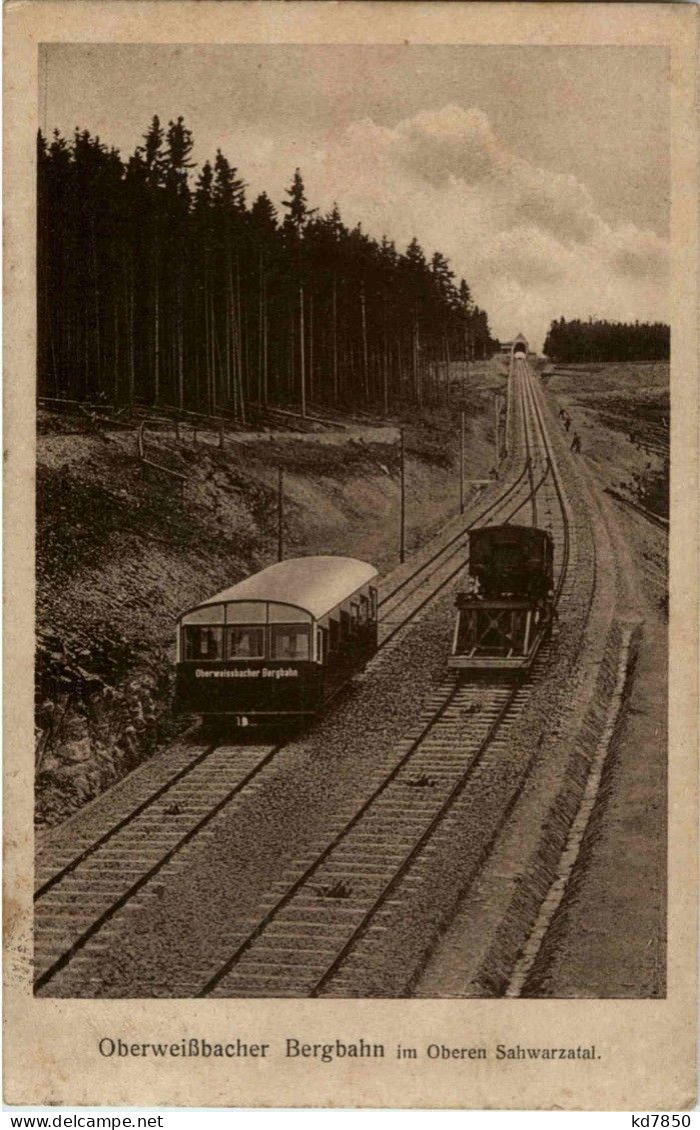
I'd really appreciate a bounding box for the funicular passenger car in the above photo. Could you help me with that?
[448,524,554,673]
[175,556,379,724]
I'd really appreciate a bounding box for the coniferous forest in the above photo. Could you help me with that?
[37,118,498,420]
[543,317,670,364]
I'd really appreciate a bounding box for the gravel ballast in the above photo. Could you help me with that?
[38,364,665,1000]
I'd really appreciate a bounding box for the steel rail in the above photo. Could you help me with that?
[450,363,599,1002]
[195,679,475,996]
[376,467,538,652]
[36,383,536,904]
[521,361,571,599]
[33,738,289,992]
[34,452,534,911]
[306,686,521,997]
[34,741,223,901]
[518,359,539,527]
[304,362,574,997]
[378,374,546,629]
[378,459,529,610]
[34,362,550,995]
[196,358,574,999]
[401,362,587,1002]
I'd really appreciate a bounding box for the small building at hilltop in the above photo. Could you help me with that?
[499,334,529,359]
[512,333,528,357]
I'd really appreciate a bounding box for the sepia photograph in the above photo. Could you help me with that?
[32,39,671,1002]
[4,0,697,1111]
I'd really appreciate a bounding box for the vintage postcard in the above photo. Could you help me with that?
[4,0,698,1110]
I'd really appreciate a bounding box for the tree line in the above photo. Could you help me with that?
[37,117,498,420]
[543,317,670,364]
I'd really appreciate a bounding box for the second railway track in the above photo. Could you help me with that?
[196,358,577,998]
[35,358,576,997]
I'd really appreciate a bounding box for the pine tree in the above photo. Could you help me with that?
[37,119,501,421]
[139,116,166,402]
[282,169,316,415]
[212,150,246,418]
[250,192,278,404]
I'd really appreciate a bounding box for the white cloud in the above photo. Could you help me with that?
[395,106,503,187]
[231,104,669,348]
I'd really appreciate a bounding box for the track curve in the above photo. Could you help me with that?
[35,356,577,997]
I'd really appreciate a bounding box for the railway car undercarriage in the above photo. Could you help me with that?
[449,595,552,672]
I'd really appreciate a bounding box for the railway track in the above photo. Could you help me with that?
[200,679,521,997]
[34,359,568,996]
[193,360,575,997]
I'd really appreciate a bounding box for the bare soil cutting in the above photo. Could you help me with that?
[35,364,505,827]
[548,361,669,521]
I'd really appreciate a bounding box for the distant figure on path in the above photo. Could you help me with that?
[571,432,581,454]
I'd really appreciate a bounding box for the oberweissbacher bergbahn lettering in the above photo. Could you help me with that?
[97,1037,601,1063]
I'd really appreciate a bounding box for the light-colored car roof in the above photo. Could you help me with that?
[193,556,379,621]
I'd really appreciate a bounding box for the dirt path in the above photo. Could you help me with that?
[520,383,667,997]
[412,368,667,1000]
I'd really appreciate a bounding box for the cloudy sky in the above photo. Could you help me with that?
[41,44,669,348]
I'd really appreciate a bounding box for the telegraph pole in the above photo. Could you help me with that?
[300,285,306,418]
[277,467,284,562]
[399,427,406,563]
[505,362,512,456]
[460,409,466,514]
[493,392,500,479]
